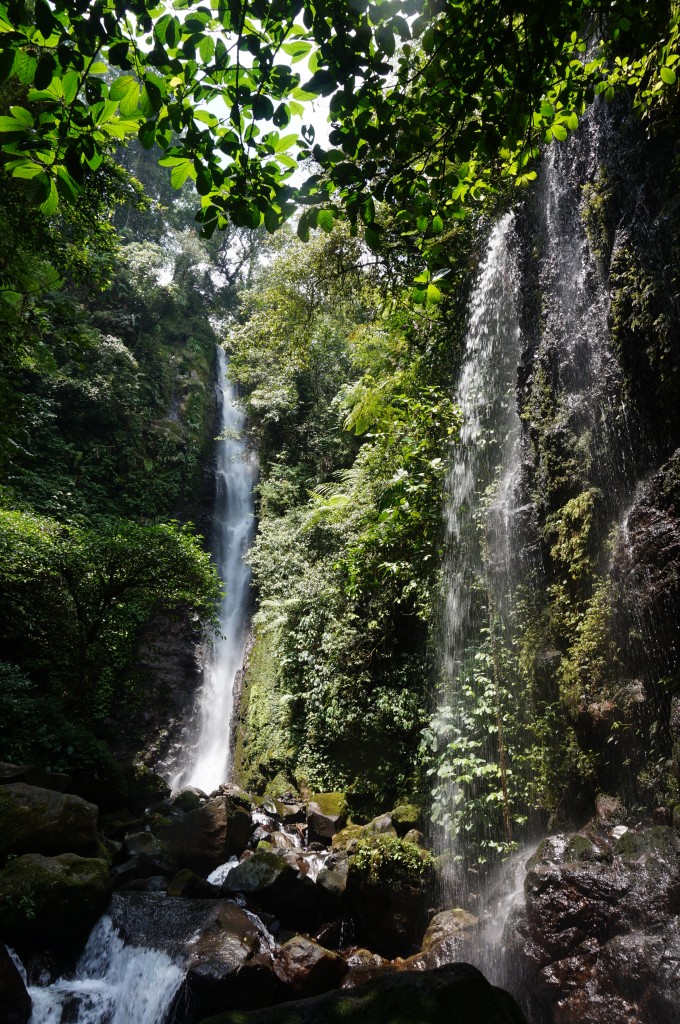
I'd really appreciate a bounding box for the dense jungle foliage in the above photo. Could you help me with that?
[1,0,680,855]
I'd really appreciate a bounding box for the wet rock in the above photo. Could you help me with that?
[0,943,32,1023]
[307,794,347,846]
[180,902,284,1018]
[0,853,110,946]
[509,824,680,1022]
[364,814,397,838]
[221,851,298,905]
[331,824,364,854]
[159,794,254,873]
[167,869,219,898]
[422,908,478,951]
[0,783,99,861]
[0,763,71,794]
[273,936,348,997]
[403,829,425,846]
[595,793,626,826]
[197,962,527,1024]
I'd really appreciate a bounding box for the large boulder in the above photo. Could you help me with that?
[0,783,99,861]
[180,902,284,1019]
[196,962,527,1024]
[507,824,680,1023]
[307,794,347,846]
[0,853,110,946]
[0,943,32,1024]
[345,836,435,958]
[159,794,254,873]
[222,852,330,933]
[116,832,179,879]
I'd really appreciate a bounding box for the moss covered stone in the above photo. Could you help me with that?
[0,783,99,862]
[390,804,422,837]
[0,853,110,945]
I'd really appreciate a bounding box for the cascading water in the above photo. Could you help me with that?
[169,345,257,794]
[429,106,643,1012]
[429,211,524,903]
[14,916,183,1024]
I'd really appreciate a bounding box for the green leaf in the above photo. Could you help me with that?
[170,158,194,188]
[426,282,442,304]
[431,214,443,234]
[119,82,140,117]
[282,41,312,62]
[273,133,298,152]
[39,178,58,216]
[660,66,677,86]
[198,35,215,63]
[0,115,27,133]
[110,75,137,102]
[138,121,156,149]
[10,162,43,179]
[551,123,568,141]
[9,106,33,128]
[317,209,334,232]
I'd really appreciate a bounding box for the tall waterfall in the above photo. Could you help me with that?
[430,212,524,902]
[170,345,256,794]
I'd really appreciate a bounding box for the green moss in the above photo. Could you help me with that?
[232,624,294,793]
[310,792,347,818]
[544,488,601,583]
[349,835,434,894]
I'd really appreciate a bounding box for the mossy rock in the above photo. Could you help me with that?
[0,783,99,862]
[390,805,423,837]
[331,824,365,851]
[309,793,347,818]
[0,853,110,945]
[614,825,680,864]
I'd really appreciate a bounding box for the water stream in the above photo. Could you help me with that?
[14,917,183,1024]
[169,345,257,794]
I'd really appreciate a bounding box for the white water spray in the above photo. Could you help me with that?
[15,916,183,1024]
[170,345,256,793]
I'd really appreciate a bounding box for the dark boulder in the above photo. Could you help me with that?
[0,783,99,861]
[159,795,254,873]
[507,824,680,1022]
[196,962,527,1024]
[181,902,283,1019]
[118,832,178,878]
[345,836,435,958]
[0,763,71,793]
[0,853,110,946]
[307,795,347,846]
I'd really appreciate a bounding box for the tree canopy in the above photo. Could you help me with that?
[1,0,678,260]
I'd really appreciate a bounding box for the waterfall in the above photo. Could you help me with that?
[429,211,524,902]
[14,916,183,1024]
[169,345,257,794]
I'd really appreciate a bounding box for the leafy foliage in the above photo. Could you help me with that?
[0,0,678,266]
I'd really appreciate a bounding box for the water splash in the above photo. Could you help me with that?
[17,916,183,1024]
[169,345,257,793]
